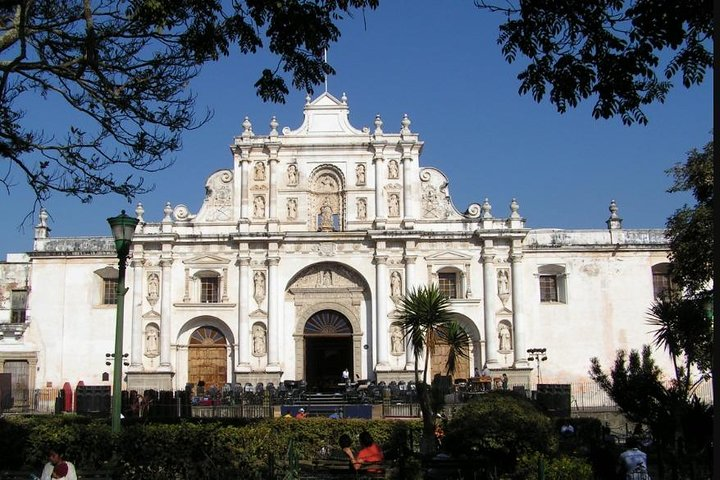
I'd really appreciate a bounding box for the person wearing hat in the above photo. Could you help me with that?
[295,407,307,419]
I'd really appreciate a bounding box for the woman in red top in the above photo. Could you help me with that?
[354,431,384,473]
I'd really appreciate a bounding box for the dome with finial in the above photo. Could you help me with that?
[374,114,383,136]
[481,198,492,218]
[510,198,520,218]
[269,116,279,137]
[135,203,145,223]
[241,116,253,138]
[400,114,411,135]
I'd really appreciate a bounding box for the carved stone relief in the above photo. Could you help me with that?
[146,272,160,308]
[253,271,266,305]
[254,161,266,181]
[388,159,399,179]
[253,195,266,218]
[287,198,298,220]
[287,164,298,186]
[144,324,159,358]
[388,193,400,217]
[356,197,367,219]
[252,322,267,357]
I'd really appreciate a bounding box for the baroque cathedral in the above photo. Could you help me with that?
[0,92,672,399]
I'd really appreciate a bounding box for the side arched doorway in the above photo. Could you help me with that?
[188,326,228,389]
[304,310,353,391]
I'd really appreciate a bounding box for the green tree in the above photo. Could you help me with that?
[0,0,378,204]
[476,0,713,125]
[665,139,713,294]
[590,346,713,479]
[397,284,469,455]
[443,392,556,478]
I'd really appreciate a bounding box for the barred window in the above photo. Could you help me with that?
[651,263,675,299]
[438,272,458,299]
[538,264,567,303]
[103,279,118,305]
[200,276,220,303]
[539,275,559,302]
[10,290,27,323]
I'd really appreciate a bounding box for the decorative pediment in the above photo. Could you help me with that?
[283,92,365,136]
[142,310,161,319]
[425,251,474,263]
[183,255,231,267]
[250,309,267,318]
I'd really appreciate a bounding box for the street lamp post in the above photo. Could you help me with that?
[107,210,139,434]
[527,348,547,385]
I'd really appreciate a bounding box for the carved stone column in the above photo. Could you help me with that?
[129,258,144,368]
[266,256,281,370]
[159,258,172,369]
[482,250,498,365]
[268,157,279,227]
[374,255,389,369]
[511,248,528,367]
[373,156,385,224]
[403,255,417,369]
[240,158,250,226]
[237,256,251,371]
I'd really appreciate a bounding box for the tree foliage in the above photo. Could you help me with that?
[476,0,713,125]
[0,0,378,204]
[397,284,469,455]
[443,392,556,476]
[590,346,713,479]
[665,139,713,294]
[648,294,713,382]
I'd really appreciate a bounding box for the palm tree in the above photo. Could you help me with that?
[397,284,469,455]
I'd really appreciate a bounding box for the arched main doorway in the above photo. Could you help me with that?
[304,310,353,391]
[188,326,228,390]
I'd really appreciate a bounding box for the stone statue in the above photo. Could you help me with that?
[499,324,512,351]
[253,271,266,302]
[146,273,160,306]
[321,270,332,286]
[287,198,297,220]
[388,160,399,179]
[287,164,298,185]
[356,164,366,185]
[390,271,402,298]
[252,324,266,356]
[391,325,404,355]
[388,194,400,217]
[319,201,333,231]
[145,325,159,357]
[357,198,367,219]
[253,196,265,218]
[254,161,266,181]
[497,269,510,295]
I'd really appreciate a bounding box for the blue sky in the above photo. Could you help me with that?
[0,1,712,259]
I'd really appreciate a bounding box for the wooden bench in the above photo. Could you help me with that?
[299,457,388,479]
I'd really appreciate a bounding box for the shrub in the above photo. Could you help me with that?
[515,452,594,480]
[443,391,556,476]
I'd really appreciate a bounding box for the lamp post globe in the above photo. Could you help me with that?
[107,210,138,434]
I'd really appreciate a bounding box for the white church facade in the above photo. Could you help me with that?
[0,92,672,399]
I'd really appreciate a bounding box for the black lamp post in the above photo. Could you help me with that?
[107,210,138,434]
[527,348,547,384]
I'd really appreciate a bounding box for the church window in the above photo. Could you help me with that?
[10,290,27,323]
[103,279,118,305]
[538,265,567,303]
[539,276,558,302]
[94,266,119,306]
[200,275,220,303]
[651,263,676,299]
[438,272,458,299]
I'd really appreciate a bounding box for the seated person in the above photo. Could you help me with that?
[41,446,77,480]
[339,434,356,470]
[354,431,384,473]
